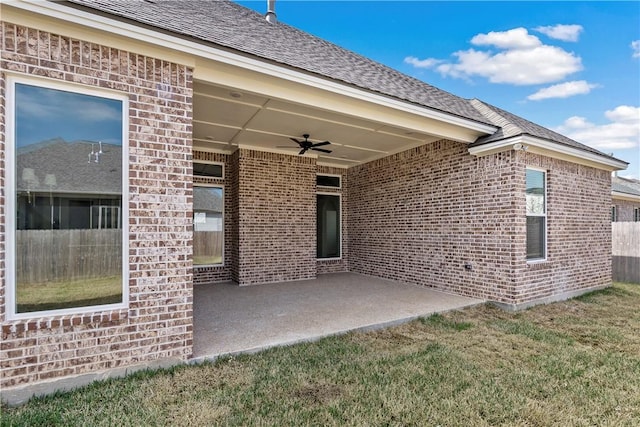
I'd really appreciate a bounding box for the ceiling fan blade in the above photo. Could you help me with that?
[312,141,331,147]
[299,148,307,155]
[290,137,303,146]
[311,147,332,153]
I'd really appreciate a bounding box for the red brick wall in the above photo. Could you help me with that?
[0,23,193,389]
[317,165,349,274]
[348,140,612,306]
[229,150,240,283]
[348,140,519,302]
[236,149,316,284]
[515,153,612,304]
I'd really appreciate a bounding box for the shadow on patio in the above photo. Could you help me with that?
[192,272,484,360]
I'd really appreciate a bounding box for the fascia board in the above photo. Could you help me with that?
[10,0,497,136]
[468,135,629,171]
[612,191,640,202]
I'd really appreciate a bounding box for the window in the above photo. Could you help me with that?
[317,194,341,259]
[317,174,341,188]
[193,186,224,266]
[526,169,546,261]
[634,208,640,222]
[7,77,127,317]
[611,206,618,222]
[194,161,223,179]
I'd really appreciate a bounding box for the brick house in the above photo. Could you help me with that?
[611,176,640,222]
[0,1,628,399]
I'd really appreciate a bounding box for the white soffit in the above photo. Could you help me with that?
[192,80,451,166]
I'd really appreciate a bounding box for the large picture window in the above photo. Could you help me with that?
[317,194,341,259]
[526,168,546,261]
[7,77,127,317]
[193,186,224,266]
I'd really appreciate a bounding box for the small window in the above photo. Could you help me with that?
[317,194,341,259]
[317,174,341,188]
[194,162,223,179]
[193,186,224,266]
[526,169,546,261]
[634,207,640,222]
[611,206,618,222]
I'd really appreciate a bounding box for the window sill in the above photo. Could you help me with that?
[194,264,225,269]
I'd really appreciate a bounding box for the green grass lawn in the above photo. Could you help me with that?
[3,283,639,426]
[16,276,122,313]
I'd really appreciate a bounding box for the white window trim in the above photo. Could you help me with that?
[316,191,342,261]
[194,160,224,179]
[526,167,547,263]
[6,74,129,320]
[193,184,225,268]
[316,173,342,189]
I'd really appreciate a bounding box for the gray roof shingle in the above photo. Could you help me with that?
[469,99,619,160]
[64,0,490,125]
[17,139,122,194]
[61,0,621,165]
[612,176,640,196]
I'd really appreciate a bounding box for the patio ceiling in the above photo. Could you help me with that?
[193,80,485,168]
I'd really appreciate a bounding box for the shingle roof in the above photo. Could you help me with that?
[469,99,618,160]
[17,139,122,194]
[612,176,640,197]
[61,0,621,165]
[64,0,490,125]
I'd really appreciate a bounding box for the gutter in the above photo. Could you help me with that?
[468,135,629,172]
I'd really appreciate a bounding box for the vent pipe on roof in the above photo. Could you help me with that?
[265,0,277,23]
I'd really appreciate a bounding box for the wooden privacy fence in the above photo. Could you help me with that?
[16,229,122,284]
[193,231,223,264]
[612,222,640,284]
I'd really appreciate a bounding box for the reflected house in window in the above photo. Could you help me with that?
[16,138,122,231]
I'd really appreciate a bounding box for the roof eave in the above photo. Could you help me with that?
[612,191,640,202]
[468,135,629,172]
[14,0,497,136]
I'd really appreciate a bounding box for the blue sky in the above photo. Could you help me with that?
[238,1,640,178]
[16,84,123,148]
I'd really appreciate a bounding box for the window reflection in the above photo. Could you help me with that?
[14,83,124,313]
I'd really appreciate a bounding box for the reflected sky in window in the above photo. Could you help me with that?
[16,83,123,147]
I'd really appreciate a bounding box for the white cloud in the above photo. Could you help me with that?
[554,105,640,150]
[471,27,541,49]
[534,24,583,42]
[527,80,598,100]
[632,40,640,58]
[403,56,443,69]
[405,28,582,85]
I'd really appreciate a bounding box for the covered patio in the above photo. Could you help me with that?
[192,273,484,359]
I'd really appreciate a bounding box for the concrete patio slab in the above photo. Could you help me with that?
[193,272,484,359]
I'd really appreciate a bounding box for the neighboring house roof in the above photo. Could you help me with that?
[469,99,616,159]
[612,176,640,197]
[60,0,623,168]
[194,187,223,213]
[17,139,122,195]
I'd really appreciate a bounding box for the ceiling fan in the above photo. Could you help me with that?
[284,134,332,155]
